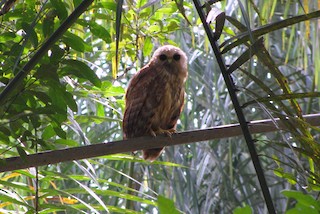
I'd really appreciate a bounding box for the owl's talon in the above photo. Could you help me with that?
[150,130,157,137]
[157,128,176,138]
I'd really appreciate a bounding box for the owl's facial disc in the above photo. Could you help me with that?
[173,54,180,61]
[159,54,167,61]
[159,53,181,63]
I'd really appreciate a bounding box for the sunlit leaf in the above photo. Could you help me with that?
[233,205,252,214]
[55,139,79,146]
[143,37,153,57]
[158,195,180,214]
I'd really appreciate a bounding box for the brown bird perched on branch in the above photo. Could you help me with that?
[122,45,188,161]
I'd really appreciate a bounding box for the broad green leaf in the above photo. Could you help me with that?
[50,45,65,63]
[61,59,101,87]
[96,103,105,117]
[52,125,67,139]
[282,190,320,210]
[99,2,117,11]
[73,0,82,7]
[62,31,92,52]
[143,37,153,56]
[166,20,180,31]
[48,84,67,113]
[0,32,16,42]
[51,0,68,21]
[88,21,112,43]
[233,205,252,214]
[148,24,160,33]
[42,125,56,140]
[64,91,78,112]
[104,85,125,97]
[286,205,318,214]
[157,195,180,214]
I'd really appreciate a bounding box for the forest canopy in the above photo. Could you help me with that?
[0,0,320,213]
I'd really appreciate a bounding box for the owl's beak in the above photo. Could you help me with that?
[167,58,173,63]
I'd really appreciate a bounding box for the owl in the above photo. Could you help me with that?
[122,45,188,161]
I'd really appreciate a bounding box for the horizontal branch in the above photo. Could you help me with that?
[1,113,319,172]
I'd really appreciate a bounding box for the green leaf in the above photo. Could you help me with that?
[73,0,82,7]
[88,21,112,43]
[75,115,121,124]
[16,146,27,160]
[42,125,56,140]
[166,20,180,31]
[42,10,56,38]
[21,22,38,48]
[50,45,65,63]
[273,168,297,184]
[55,139,79,146]
[286,205,318,214]
[52,125,66,139]
[51,0,68,21]
[64,91,78,112]
[96,103,105,117]
[48,84,67,113]
[233,205,252,214]
[62,31,92,52]
[148,24,160,33]
[0,195,34,210]
[282,190,320,211]
[101,81,125,97]
[157,195,180,214]
[0,32,16,42]
[143,37,153,57]
[36,139,56,150]
[99,2,117,11]
[62,59,101,87]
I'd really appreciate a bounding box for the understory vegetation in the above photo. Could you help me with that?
[0,0,319,213]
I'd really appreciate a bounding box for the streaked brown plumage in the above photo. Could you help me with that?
[122,45,188,161]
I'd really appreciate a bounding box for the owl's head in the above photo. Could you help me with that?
[151,45,188,78]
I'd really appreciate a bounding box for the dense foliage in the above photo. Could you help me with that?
[0,0,319,213]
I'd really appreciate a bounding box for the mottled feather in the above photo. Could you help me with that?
[123,45,188,161]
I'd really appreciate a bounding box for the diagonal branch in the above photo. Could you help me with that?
[192,0,276,213]
[0,0,94,106]
[0,113,319,172]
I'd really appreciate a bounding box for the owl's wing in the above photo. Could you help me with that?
[123,65,166,138]
[166,88,185,130]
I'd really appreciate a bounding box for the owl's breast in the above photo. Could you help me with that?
[150,72,184,132]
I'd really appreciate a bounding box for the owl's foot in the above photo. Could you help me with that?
[150,128,176,138]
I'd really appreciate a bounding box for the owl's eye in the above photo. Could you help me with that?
[173,54,181,61]
[159,54,167,61]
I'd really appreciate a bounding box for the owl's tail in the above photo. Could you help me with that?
[143,148,164,161]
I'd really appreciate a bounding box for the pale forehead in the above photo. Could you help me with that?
[153,45,186,57]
